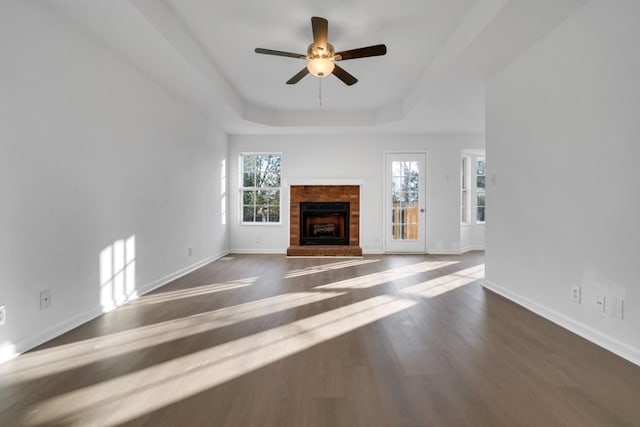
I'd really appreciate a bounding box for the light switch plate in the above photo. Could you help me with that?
[612,297,624,319]
[570,285,581,303]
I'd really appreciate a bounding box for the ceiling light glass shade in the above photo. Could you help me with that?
[307,57,335,77]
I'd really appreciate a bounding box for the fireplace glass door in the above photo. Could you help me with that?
[300,202,349,245]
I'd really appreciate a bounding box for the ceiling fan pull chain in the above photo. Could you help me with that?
[319,77,323,107]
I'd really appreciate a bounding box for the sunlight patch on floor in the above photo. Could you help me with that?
[314,260,459,290]
[284,258,380,278]
[123,276,258,307]
[23,295,417,426]
[402,264,485,298]
[2,290,344,384]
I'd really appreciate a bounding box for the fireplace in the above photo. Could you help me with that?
[300,202,349,245]
[287,184,362,256]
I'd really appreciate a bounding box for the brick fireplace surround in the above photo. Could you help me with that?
[287,185,363,256]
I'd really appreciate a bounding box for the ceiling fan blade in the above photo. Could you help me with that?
[311,17,328,47]
[286,68,310,84]
[335,44,387,61]
[332,64,358,86]
[255,48,306,59]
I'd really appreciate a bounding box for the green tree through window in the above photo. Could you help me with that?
[391,161,420,240]
[241,154,281,223]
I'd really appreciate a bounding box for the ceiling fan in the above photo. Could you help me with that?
[255,16,387,86]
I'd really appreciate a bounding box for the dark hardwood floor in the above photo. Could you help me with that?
[1,252,639,426]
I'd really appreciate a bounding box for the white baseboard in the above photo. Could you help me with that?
[230,248,286,254]
[427,249,461,255]
[4,306,104,365]
[230,248,481,256]
[2,251,228,365]
[372,247,484,255]
[460,245,485,253]
[483,279,640,367]
[362,249,384,255]
[136,251,226,297]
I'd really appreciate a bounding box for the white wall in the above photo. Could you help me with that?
[0,1,228,362]
[229,133,484,254]
[486,0,640,364]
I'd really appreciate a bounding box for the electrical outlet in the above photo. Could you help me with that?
[0,305,6,325]
[40,290,52,310]
[570,285,581,303]
[594,295,606,313]
[188,247,193,257]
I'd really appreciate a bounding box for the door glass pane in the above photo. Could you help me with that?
[391,160,419,241]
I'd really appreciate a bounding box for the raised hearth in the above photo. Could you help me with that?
[287,185,362,257]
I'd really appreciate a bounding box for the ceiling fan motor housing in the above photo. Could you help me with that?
[307,42,335,60]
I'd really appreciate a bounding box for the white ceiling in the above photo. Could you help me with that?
[168,0,474,111]
[48,0,589,135]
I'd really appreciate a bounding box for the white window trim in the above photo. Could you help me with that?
[461,156,470,225]
[476,157,486,225]
[239,152,282,225]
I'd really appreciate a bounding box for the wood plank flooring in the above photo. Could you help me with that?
[1,252,639,426]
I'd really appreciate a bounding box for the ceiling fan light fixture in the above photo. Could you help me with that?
[254,17,386,86]
[306,57,335,77]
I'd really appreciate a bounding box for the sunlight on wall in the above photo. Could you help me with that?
[220,159,227,225]
[99,235,136,312]
[22,295,416,426]
[0,340,17,365]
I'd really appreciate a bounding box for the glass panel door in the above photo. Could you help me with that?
[385,153,426,252]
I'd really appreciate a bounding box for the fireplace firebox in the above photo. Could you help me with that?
[300,202,349,245]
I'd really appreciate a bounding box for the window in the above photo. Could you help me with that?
[461,157,469,224]
[476,158,486,223]
[241,153,281,223]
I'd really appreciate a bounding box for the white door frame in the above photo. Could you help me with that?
[383,152,427,253]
